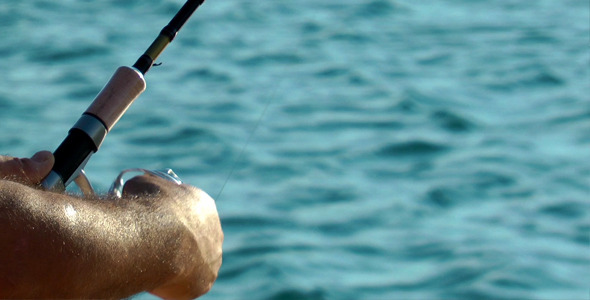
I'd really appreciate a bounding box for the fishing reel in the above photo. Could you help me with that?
[73,168,183,198]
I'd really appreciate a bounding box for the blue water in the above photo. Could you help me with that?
[1,0,589,299]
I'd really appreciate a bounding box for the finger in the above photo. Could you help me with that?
[0,151,54,185]
[23,151,55,184]
[0,156,20,179]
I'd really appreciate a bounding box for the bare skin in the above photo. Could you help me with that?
[0,151,223,299]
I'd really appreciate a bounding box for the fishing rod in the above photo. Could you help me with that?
[41,0,206,192]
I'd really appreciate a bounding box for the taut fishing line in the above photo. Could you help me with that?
[215,83,279,201]
[213,3,321,201]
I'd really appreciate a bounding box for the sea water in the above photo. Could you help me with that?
[0,0,588,299]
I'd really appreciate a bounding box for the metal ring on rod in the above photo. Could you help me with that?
[109,168,182,198]
[73,169,95,197]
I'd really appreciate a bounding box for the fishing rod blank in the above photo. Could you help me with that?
[42,0,205,192]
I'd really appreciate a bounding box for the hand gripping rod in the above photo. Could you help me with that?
[42,0,205,191]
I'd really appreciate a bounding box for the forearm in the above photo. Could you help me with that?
[0,180,184,298]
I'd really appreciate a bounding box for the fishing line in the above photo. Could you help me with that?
[215,82,279,201]
[212,4,322,201]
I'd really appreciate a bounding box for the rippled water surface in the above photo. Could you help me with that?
[0,0,588,299]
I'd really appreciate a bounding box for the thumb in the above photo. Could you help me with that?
[13,151,55,185]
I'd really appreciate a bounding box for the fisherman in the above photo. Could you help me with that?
[0,151,223,299]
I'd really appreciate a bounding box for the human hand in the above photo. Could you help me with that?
[0,151,54,186]
[123,175,223,299]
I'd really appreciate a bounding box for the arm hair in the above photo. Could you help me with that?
[0,179,187,298]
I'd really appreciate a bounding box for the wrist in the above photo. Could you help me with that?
[150,185,223,299]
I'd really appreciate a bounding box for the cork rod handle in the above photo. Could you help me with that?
[85,66,146,131]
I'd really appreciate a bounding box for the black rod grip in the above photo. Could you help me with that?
[51,129,97,187]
